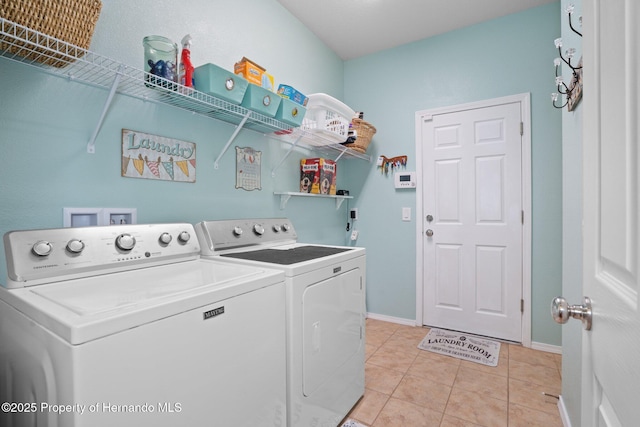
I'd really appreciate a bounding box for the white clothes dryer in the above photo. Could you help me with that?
[195,218,366,427]
[0,223,287,427]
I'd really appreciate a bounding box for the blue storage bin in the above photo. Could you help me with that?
[240,84,281,117]
[193,63,249,105]
[275,97,306,127]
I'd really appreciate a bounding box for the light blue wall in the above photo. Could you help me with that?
[560,0,583,424]
[0,0,348,284]
[0,0,564,347]
[343,2,563,346]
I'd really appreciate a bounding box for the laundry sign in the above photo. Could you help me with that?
[121,129,196,183]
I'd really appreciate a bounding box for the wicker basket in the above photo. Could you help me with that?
[1,0,102,67]
[343,118,376,153]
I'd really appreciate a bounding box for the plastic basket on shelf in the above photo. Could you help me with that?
[1,0,102,67]
[301,93,356,144]
[342,118,376,153]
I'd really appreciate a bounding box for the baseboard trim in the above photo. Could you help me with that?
[366,312,417,327]
[531,341,562,354]
[558,395,572,427]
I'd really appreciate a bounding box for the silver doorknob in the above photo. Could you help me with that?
[551,296,592,330]
[426,229,434,237]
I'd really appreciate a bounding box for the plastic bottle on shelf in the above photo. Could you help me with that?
[178,34,194,92]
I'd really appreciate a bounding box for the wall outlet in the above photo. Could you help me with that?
[350,230,359,241]
[350,208,359,220]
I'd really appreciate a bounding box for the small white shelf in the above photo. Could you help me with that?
[274,192,353,210]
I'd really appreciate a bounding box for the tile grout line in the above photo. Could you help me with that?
[439,359,461,426]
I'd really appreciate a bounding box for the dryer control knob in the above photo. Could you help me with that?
[233,226,243,236]
[159,232,172,245]
[282,223,291,232]
[32,240,53,256]
[178,231,191,243]
[116,233,136,251]
[273,224,281,232]
[253,224,265,235]
[66,239,85,254]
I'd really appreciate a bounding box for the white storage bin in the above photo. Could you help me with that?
[301,93,356,143]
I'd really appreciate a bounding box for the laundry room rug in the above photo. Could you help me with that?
[341,419,367,427]
[418,328,501,367]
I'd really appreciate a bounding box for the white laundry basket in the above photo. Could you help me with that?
[301,93,356,143]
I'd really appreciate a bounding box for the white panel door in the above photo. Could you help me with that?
[581,1,640,425]
[422,101,523,342]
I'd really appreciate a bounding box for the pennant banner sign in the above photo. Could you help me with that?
[121,129,196,183]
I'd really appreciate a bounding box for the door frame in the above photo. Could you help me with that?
[414,93,532,347]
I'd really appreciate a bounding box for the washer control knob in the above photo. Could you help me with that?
[233,226,243,236]
[32,240,53,256]
[116,233,136,251]
[253,224,265,235]
[177,231,191,243]
[159,232,172,245]
[66,239,85,254]
[282,223,291,232]
[273,224,282,232]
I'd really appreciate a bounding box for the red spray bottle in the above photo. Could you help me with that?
[179,34,194,89]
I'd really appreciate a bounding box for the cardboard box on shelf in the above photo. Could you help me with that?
[300,158,337,195]
[234,57,265,86]
[234,57,274,90]
[277,84,308,106]
[319,158,337,195]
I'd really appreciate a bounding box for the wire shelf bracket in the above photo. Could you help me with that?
[87,64,124,153]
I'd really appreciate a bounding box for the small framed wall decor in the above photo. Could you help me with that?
[235,146,262,191]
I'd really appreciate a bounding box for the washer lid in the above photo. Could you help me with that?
[0,259,284,344]
[32,260,266,315]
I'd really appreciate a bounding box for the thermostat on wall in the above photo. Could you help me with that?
[394,171,417,189]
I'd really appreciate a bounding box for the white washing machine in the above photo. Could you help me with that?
[195,218,366,427]
[0,223,287,427]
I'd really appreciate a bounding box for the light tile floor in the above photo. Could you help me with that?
[346,318,563,427]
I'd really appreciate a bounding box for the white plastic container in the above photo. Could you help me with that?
[301,93,356,143]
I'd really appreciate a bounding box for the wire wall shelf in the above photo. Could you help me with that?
[0,18,371,163]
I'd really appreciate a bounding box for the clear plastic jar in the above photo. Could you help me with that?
[143,35,178,88]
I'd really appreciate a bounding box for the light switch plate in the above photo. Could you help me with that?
[402,207,411,221]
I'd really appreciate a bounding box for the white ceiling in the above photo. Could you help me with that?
[277,0,557,60]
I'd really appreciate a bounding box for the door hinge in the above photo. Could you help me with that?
[521,299,524,313]
[520,122,524,136]
[521,210,524,224]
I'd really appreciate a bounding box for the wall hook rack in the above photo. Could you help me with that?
[551,4,583,111]
[377,155,407,174]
